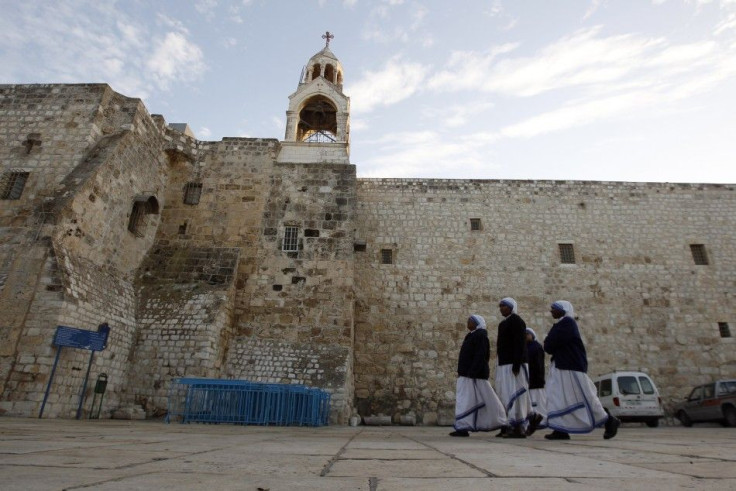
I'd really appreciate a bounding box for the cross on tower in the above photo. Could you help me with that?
[322,31,334,48]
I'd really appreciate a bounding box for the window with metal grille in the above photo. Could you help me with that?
[381,249,393,265]
[559,243,576,264]
[690,244,709,265]
[128,201,148,237]
[1,171,30,200]
[719,322,732,338]
[470,218,481,231]
[283,226,299,251]
[183,182,203,205]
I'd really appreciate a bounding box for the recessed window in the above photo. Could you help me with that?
[470,218,481,231]
[183,182,203,205]
[690,244,709,265]
[719,322,732,338]
[283,226,299,252]
[1,171,30,200]
[559,243,576,264]
[128,196,159,238]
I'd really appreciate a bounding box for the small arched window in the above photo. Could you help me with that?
[311,63,321,81]
[128,195,159,237]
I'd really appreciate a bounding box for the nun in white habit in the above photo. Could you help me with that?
[450,314,507,437]
[543,301,620,440]
[495,297,539,437]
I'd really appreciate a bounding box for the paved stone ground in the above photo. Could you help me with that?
[1,417,735,490]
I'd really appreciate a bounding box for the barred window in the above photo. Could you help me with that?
[283,226,299,252]
[690,244,709,265]
[470,218,481,231]
[1,171,30,200]
[559,243,576,264]
[381,249,393,265]
[183,182,203,205]
[719,322,731,338]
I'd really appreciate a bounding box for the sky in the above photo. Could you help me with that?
[1,0,735,183]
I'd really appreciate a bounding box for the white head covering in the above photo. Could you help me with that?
[525,327,537,340]
[469,314,486,330]
[551,300,575,319]
[499,297,518,316]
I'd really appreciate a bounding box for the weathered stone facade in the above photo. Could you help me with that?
[353,179,736,423]
[0,47,734,424]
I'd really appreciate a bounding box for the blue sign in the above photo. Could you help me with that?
[53,325,109,352]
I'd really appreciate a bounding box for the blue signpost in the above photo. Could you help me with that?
[38,323,110,419]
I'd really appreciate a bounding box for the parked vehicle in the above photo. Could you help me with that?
[593,371,664,427]
[673,379,736,427]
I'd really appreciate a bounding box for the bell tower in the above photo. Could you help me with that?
[277,32,351,164]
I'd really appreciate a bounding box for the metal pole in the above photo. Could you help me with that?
[76,351,94,420]
[39,347,62,418]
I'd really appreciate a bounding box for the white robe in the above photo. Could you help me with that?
[546,362,608,433]
[495,363,533,428]
[454,376,507,432]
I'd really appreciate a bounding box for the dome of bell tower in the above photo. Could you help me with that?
[303,43,344,88]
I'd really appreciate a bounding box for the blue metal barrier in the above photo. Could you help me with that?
[166,378,331,426]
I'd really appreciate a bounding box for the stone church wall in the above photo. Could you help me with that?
[353,179,736,424]
[126,137,278,413]
[229,162,357,422]
[1,84,168,417]
[3,83,734,425]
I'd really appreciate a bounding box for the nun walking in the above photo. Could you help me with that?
[495,298,542,438]
[543,301,620,440]
[526,327,548,433]
[450,314,507,437]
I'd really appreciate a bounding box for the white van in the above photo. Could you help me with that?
[593,371,664,427]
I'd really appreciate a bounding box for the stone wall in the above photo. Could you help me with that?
[353,179,736,424]
[0,84,167,417]
[131,265,238,413]
[233,162,357,422]
[3,83,735,425]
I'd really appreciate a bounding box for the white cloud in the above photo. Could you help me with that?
[422,20,736,144]
[714,13,736,34]
[343,0,358,6]
[422,102,495,128]
[0,3,208,98]
[583,0,604,20]
[358,131,499,178]
[147,32,207,90]
[195,0,218,20]
[199,127,212,139]
[347,57,430,113]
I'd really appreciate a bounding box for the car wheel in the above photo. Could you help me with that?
[677,410,693,427]
[645,418,659,428]
[724,406,736,427]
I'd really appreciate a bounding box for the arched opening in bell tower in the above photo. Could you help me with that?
[310,63,321,81]
[297,95,338,143]
[324,64,335,83]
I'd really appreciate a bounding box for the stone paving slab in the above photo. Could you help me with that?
[328,458,488,478]
[1,418,736,490]
[636,460,736,478]
[341,448,443,459]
